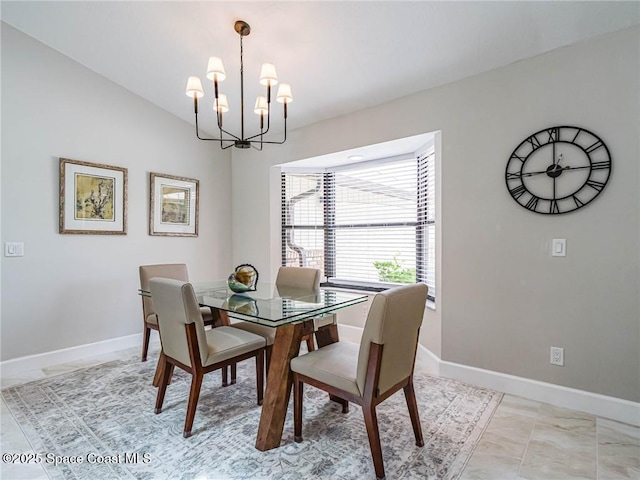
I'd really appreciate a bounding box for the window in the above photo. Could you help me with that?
[282,151,435,300]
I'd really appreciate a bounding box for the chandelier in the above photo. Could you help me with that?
[185,20,293,150]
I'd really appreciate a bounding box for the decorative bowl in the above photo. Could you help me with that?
[227,264,258,293]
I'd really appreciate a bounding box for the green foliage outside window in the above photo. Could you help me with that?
[373,256,416,284]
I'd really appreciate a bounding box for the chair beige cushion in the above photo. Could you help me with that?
[149,278,265,368]
[204,326,265,366]
[275,267,321,290]
[140,264,218,328]
[290,342,360,397]
[147,309,214,328]
[140,264,189,325]
[229,321,277,346]
[291,284,428,400]
[356,284,428,396]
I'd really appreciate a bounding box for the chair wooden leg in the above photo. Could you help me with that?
[305,334,315,352]
[221,366,228,387]
[183,371,204,438]
[329,394,349,413]
[154,353,172,414]
[403,377,424,447]
[142,325,152,362]
[256,350,264,406]
[363,405,385,480]
[293,376,303,442]
[231,363,237,385]
[265,345,272,378]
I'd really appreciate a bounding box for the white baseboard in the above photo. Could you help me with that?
[0,333,160,378]
[438,357,640,427]
[3,326,638,427]
[339,324,638,426]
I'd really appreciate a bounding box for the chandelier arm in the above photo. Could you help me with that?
[245,103,272,141]
[217,126,241,141]
[249,108,287,145]
[194,110,239,144]
[215,110,241,141]
[243,114,287,145]
[246,124,270,141]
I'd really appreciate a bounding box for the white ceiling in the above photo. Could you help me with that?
[2,1,639,145]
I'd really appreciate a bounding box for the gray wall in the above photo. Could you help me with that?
[2,22,637,404]
[231,27,640,402]
[1,24,233,360]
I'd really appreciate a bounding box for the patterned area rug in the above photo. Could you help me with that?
[2,354,501,480]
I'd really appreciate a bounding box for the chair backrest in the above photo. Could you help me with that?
[147,277,208,367]
[139,264,189,320]
[275,266,321,290]
[356,283,428,396]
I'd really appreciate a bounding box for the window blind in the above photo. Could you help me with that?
[282,152,435,299]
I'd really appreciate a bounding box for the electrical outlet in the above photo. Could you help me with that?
[550,347,564,366]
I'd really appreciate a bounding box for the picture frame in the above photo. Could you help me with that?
[149,172,199,237]
[59,158,128,235]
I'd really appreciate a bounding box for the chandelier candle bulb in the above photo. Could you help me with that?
[259,63,278,86]
[276,83,293,104]
[206,57,226,82]
[213,94,229,113]
[185,76,204,99]
[254,96,268,115]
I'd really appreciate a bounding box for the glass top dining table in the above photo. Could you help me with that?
[139,279,368,452]
[141,280,368,327]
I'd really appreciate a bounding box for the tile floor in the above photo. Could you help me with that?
[1,346,639,480]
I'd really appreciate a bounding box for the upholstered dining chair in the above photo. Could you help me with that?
[290,283,428,480]
[229,266,325,371]
[148,277,265,438]
[139,263,220,363]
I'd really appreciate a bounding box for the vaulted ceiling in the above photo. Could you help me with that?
[2,1,638,139]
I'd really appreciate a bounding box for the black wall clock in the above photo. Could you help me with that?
[505,126,612,214]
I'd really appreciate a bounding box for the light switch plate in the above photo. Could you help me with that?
[552,239,566,257]
[4,242,24,257]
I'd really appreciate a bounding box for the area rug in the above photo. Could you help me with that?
[2,354,502,480]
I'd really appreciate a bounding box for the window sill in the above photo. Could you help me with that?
[321,284,436,310]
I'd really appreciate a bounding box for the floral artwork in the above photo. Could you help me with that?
[59,158,127,235]
[75,173,115,221]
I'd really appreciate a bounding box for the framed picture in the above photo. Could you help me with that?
[149,172,199,237]
[59,158,128,235]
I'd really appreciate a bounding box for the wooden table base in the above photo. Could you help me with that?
[255,319,314,451]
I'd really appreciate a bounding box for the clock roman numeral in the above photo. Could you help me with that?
[550,200,560,214]
[572,128,583,142]
[509,184,527,199]
[591,160,610,170]
[525,196,540,211]
[546,128,558,143]
[527,136,541,150]
[585,140,604,154]
[511,153,526,163]
[506,171,523,180]
[572,195,584,208]
[586,179,605,191]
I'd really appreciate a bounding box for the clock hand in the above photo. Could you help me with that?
[509,164,591,179]
[508,168,563,178]
[553,152,564,168]
[560,165,589,171]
